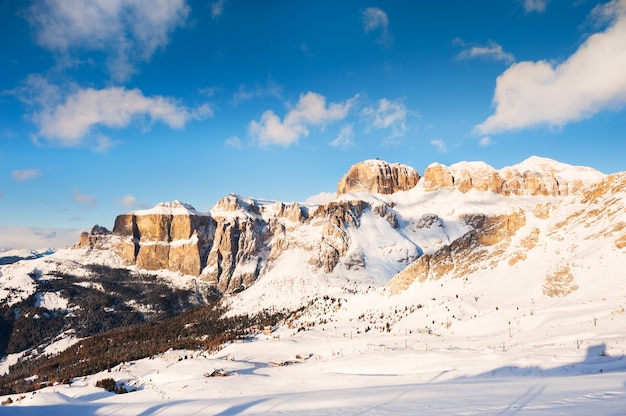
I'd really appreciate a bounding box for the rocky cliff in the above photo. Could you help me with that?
[337,159,420,196]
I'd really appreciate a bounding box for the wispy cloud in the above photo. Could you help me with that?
[479,136,493,146]
[22,77,212,148]
[211,0,227,19]
[362,98,408,139]
[431,139,447,153]
[11,168,42,182]
[456,39,515,64]
[475,0,626,134]
[224,136,242,149]
[361,7,393,47]
[26,0,190,82]
[521,0,548,13]
[232,80,283,105]
[249,92,356,147]
[198,86,219,97]
[73,189,97,209]
[330,125,354,148]
[301,42,315,58]
[116,194,142,210]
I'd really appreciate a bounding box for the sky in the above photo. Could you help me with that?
[1,0,625,249]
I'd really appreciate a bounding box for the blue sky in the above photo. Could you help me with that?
[1,0,625,248]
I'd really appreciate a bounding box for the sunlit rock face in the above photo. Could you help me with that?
[337,159,420,196]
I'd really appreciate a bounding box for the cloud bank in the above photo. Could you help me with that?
[0,226,83,250]
[475,0,626,134]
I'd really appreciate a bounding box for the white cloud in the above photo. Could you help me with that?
[457,40,515,64]
[117,194,139,209]
[361,7,393,47]
[224,136,242,149]
[211,0,227,19]
[249,92,355,147]
[479,136,493,146]
[475,0,626,134]
[30,85,211,147]
[431,139,447,153]
[73,189,97,209]
[521,0,548,13]
[11,169,42,182]
[330,125,354,148]
[362,98,408,139]
[27,0,190,81]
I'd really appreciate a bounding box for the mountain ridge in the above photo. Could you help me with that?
[72,156,609,296]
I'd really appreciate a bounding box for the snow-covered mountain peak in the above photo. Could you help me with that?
[131,200,200,216]
[509,156,604,179]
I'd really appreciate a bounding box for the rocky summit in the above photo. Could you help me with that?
[337,159,421,195]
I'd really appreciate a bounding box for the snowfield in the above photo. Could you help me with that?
[1,330,624,415]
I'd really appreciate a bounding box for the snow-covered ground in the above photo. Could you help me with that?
[1,324,624,415]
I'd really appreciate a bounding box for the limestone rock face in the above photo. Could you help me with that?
[202,215,265,293]
[108,202,214,277]
[422,156,603,196]
[337,160,420,196]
